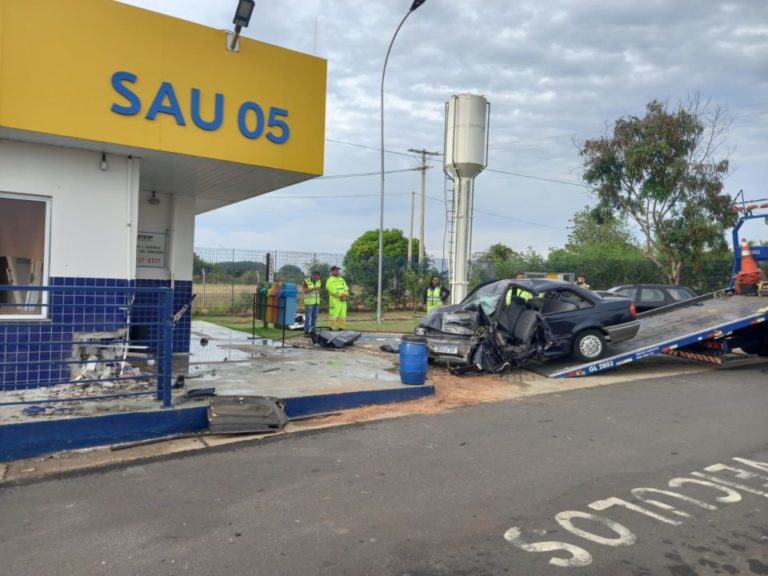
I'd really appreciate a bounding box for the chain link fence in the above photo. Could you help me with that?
[193,248,454,316]
[192,247,743,316]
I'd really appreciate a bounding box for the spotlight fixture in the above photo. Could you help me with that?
[149,191,160,205]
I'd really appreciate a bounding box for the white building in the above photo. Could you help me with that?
[0,0,326,389]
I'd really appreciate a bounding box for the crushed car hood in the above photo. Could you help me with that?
[419,304,479,336]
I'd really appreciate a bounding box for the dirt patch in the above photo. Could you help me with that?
[288,368,540,428]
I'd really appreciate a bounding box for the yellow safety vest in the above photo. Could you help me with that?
[303,278,321,306]
[325,276,348,302]
[506,287,533,304]
[426,286,442,311]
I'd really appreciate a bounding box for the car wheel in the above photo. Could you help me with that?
[573,329,606,362]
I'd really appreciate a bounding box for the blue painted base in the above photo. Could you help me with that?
[0,385,435,462]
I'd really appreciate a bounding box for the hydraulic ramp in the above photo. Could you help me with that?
[532,294,768,378]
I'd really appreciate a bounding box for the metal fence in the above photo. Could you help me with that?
[0,284,174,410]
[193,247,453,315]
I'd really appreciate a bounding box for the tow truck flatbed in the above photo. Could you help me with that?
[533,294,768,378]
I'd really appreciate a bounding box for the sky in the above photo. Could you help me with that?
[121,0,768,259]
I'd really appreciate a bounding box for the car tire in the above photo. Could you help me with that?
[573,329,606,362]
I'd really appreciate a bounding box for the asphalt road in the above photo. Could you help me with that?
[2,362,767,576]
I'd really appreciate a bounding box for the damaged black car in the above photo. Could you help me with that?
[414,278,639,373]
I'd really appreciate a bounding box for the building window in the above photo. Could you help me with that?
[0,193,50,319]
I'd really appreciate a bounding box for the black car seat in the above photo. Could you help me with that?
[501,309,540,358]
[497,296,526,336]
[512,309,539,347]
[527,295,578,315]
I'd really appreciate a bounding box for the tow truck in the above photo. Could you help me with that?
[544,197,768,378]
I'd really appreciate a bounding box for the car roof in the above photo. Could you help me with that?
[609,284,694,290]
[474,278,587,292]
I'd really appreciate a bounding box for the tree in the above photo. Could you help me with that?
[343,229,420,309]
[547,206,652,289]
[192,252,211,278]
[564,206,637,254]
[473,243,547,283]
[276,264,305,284]
[580,97,735,284]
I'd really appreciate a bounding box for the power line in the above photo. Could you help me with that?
[425,194,567,231]
[326,136,587,189]
[257,191,413,200]
[486,168,587,188]
[317,167,418,179]
[325,137,424,159]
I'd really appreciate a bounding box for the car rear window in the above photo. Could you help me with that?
[667,287,694,301]
[614,287,635,298]
[639,288,665,304]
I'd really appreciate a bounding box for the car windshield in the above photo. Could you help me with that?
[461,282,509,315]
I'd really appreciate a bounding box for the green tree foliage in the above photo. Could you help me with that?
[580,97,735,284]
[473,244,547,284]
[304,257,332,280]
[276,264,305,284]
[343,229,421,309]
[193,252,208,277]
[547,206,650,289]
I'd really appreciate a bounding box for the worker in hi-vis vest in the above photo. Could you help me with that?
[325,265,349,330]
[506,271,533,304]
[423,275,450,314]
[302,270,322,337]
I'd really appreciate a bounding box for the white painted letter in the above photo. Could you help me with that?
[631,487,717,518]
[733,457,768,473]
[503,527,592,568]
[668,477,742,504]
[589,496,681,526]
[555,511,636,547]
[691,471,768,498]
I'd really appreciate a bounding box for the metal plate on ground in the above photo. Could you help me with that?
[208,396,288,434]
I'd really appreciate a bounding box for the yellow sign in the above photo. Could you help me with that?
[0,0,326,175]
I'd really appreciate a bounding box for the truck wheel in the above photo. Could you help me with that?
[573,330,606,362]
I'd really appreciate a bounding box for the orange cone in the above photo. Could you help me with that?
[740,238,759,274]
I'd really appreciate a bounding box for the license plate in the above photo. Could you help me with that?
[434,344,458,355]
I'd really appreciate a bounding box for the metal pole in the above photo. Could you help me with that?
[378,2,425,323]
[230,248,235,313]
[161,288,173,408]
[451,177,471,304]
[408,190,414,270]
[419,155,426,277]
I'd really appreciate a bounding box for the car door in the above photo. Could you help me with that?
[612,286,637,302]
[666,286,695,303]
[636,286,666,312]
[536,289,593,353]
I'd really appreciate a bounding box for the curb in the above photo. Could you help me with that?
[0,385,435,462]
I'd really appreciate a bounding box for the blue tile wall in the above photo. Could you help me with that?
[0,277,192,390]
[133,279,192,354]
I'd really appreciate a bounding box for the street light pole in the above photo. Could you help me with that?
[377,0,427,324]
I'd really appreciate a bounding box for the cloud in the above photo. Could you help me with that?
[122,0,768,258]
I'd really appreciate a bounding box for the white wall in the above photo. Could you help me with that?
[0,141,138,280]
[136,191,195,282]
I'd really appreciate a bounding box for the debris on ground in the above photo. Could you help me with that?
[311,330,362,348]
[208,396,288,434]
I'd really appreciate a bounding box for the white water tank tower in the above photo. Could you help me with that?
[444,93,489,303]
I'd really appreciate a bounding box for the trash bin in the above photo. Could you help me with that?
[267,282,281,324]
[399,335,428,385]
[277,282,297,327]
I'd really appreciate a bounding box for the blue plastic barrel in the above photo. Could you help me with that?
[399,335,428,385]
[277,283,298,327]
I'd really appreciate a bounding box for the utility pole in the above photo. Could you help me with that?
[407,190,415,270]
[407,148,440,278]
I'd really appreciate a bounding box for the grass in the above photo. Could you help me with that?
[193,311,420,338]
